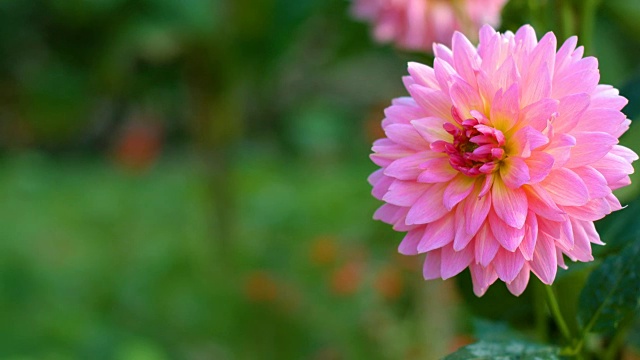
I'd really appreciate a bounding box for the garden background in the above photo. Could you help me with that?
[2,0,640,359]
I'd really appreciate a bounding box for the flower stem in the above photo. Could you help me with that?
[580,0,600,55]
[556,0,575,40]
[543,285,572,343]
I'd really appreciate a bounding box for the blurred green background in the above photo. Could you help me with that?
[1,0,640,359]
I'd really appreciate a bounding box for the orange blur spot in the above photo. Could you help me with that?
[330,262,363,296]
[374,266,404,300]
[310,235,338,266]
[244,271,279,303]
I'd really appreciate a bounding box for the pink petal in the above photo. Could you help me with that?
[488,209,525,252]
[464,187,492,234]
[562,219,595,262]
[500,156,530,189]
[370,170,393,199]
[478,25,498,55]
[523,184,567,221]
[520,64,551,108]
[514,25,537,55]
[557,249,568,269]
[555,219,575,250]
[543,133,576,169]
[478,25,501,67]
[474,222,500,267]
[507,126,549,158]
[384,151,437,180]
[612,118,630,138]
[529,232,558,285]
[537,217,561,239]
[605,193,623,213]
[368,168,384,187]
[408,85,452,121]
[492,177,528,229]
[443,174,476,210]
[371,140,413,167]
[506,264,531,296]
[433,43,454,65]
[609,176,631,191]
[552,59,599,99]
[518,98,559,131]
[391,207,412,231]
[454,203,474,251]
[552,93,590,133]
[478,173,495,197]
[493,247,526,283]
[384,124,429,150]
[423,249,442,280]
[570,166,611,199]
[592,153,635,185]
[489,75,520,132]
[411,117,452,143]
[450,80,485,119]
[520,211,538,261]
[417,213,455,252]
[591,85,627,111]
[526,32,557,80]
[452,31,480,88]
[574,108,626,134]
[433,57,456,96]
[579,218,604,245]
[417,157,458,183]
[525,151,554,183]
[611,145,639,163]
[564,198,611,221]
[384,98,424,125]
[564,131,618,168]
[383,180,429,206]
[440,243,475,279]
[554,36,578,74]
[470,263,498,297]
[540,168,589,206]
[374,203,404,224]
[407,62,439,89]
[405,182,449,225]
[398,228,424,255]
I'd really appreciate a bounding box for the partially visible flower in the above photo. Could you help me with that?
[369,25,637,296]
[352,0,507,52]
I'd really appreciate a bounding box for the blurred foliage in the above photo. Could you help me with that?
[0,152,424,358]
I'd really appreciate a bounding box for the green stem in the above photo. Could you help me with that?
[533,282,549,342]
[561,0,576,40]
[543,285,572,343]
[580,0,600,55]
[527,0,545,32]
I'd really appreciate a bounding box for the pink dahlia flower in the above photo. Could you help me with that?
[351,0,508,52]
[369,25,637,296]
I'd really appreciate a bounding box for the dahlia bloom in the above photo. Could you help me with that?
[369,25,637,296]
[351,0,508,52]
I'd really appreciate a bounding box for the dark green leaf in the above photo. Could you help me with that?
[443,340,560,360]
[578,241,640,334]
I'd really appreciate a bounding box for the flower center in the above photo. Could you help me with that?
[435,109,506,177]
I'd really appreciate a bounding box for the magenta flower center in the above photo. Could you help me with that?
[435,108,506,177]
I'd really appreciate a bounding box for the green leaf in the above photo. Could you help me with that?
[578,240,640,335]
[443,340,560,360]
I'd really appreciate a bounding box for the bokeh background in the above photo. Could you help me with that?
[2,0,640,359]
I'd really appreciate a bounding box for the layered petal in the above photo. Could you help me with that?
[369,24,635,298]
